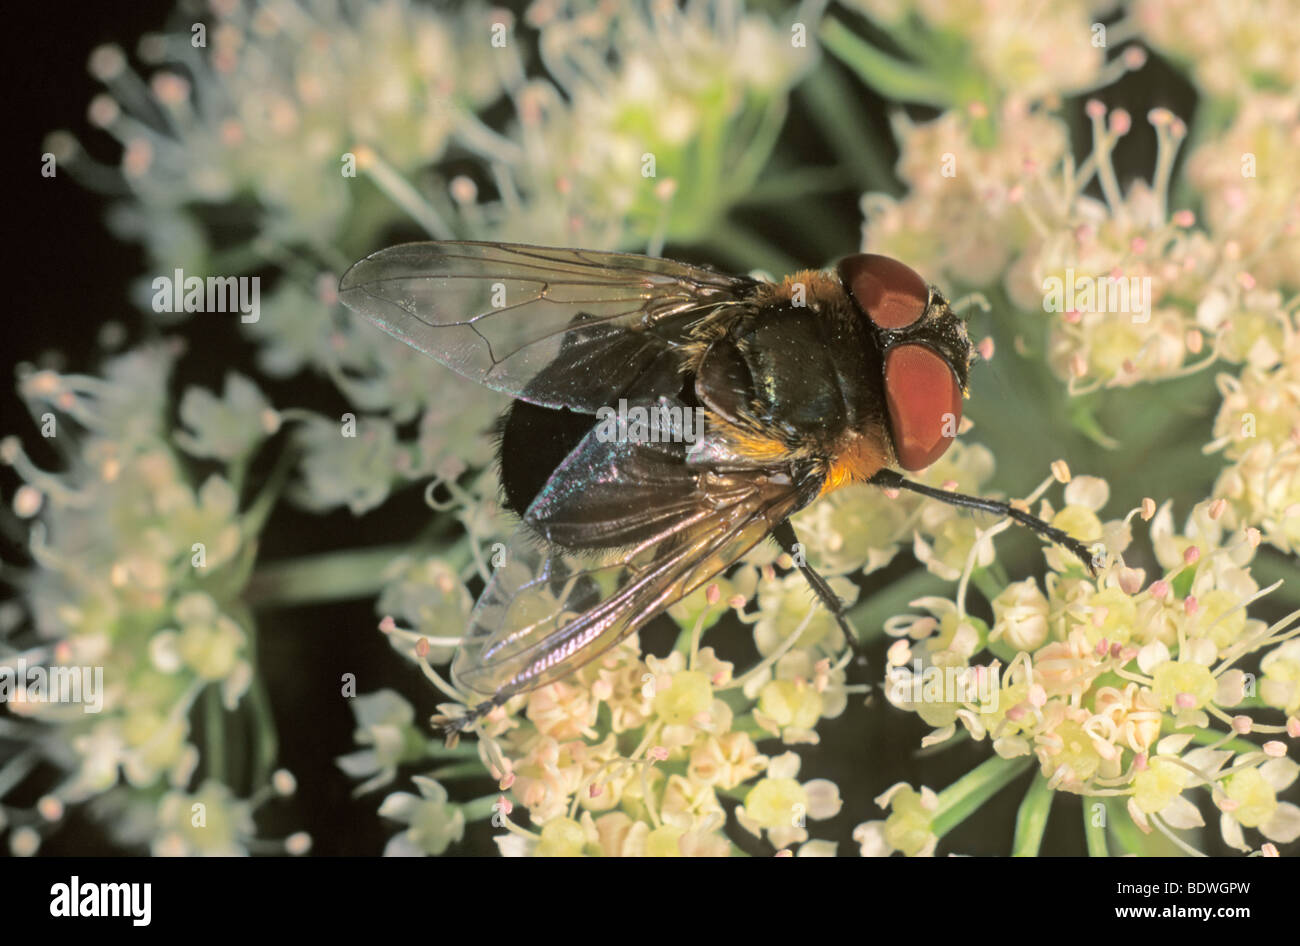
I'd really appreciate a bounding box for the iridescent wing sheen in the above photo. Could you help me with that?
[451,418,806,701]
[338,241,759,412]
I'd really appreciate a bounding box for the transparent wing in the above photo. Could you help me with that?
[451,425,803,700]
[338,241,758,411]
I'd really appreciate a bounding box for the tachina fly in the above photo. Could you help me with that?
[339,242,1097,737]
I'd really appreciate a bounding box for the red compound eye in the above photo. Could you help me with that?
[884,344,962,471]
[838,254,929,330]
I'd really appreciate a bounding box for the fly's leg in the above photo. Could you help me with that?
[868,469,1100,574]
[770,519,860,648]
[431,692,511,747]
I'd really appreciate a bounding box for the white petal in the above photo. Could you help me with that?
[804,779,843,820]
[354,688,415,726]
[1137,641,1170,675]
[993,735,1031,758]
[1064,475,1109,511]
[768,825,808,850]
[377,792,419,821]
[1219,811,1249,852]
[873,782,911,809]
[797,839,839,857]
[1260,803,1300,844]
[222,661,253,710]
[149,631,182,673]
[1127,797,1151,834]
[1215,670,1246,707]
[335,749,379,777]
[921,724,957,748]
[383,832,424,857]
[494,833,532,857]
[767,751,801,779]
[1259,757,1300,792]
[781,727,821,746]
[1156,733,1194,756]
[1182,747,1232,781]
[1184,637,1216,667]
[852,821,890,857]
[1159,794,1205,830]
[411,775,450,803]
[734,805,764,838]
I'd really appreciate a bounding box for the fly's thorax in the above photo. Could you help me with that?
[695,293,882,454]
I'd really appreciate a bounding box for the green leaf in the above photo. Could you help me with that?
[820,18,954,107]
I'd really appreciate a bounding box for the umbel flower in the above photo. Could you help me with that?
[833,0,1140,105]
[856,56,1297,559]
[48,0,505,273]
[10,0,1298,857]
[1133,0,1300,103]
[1,343,305,854]
[873,476,1300,855]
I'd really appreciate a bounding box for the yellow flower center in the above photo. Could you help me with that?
[1132,757,1188,814]
[1224,768,1277,828]
[758,679,824,729]
[645,825,685,856]
[883,789,933,856]
[1151,662,1216,710]
[653,670,713,725]
[745,777,808,829]
[537,817,587,857]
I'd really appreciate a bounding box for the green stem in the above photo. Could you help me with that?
[244,542,459,609]
[820,18,953,107]
[932,754,1032,837]
[246,670,278,788]
[460,794,502,822]
[426,741,487,760]
[797,65,899,195]
[1011,773,1054,856]
[1083,798,1109,857]
[206,686,226,783]
[737,166,855,207]
[429,760,490,780]
[727,99,788,198]
[240,445,299,538]
[1103,796,1148,856]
